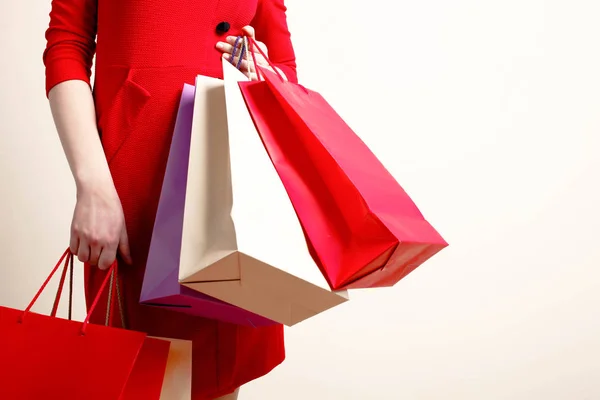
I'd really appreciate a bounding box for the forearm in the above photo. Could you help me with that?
[48,80,114,195]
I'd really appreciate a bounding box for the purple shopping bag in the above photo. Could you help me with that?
[140,83,275,327]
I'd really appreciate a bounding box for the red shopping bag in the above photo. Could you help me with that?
[239,38,448,290]
[108,264,171,400]
[0,249,169,400]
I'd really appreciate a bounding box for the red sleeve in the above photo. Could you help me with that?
[43,0,98,97]
[252,0,298,83]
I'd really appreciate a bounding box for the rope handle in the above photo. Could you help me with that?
[81,261,118,334]
[21,247,70,319]
[105,266,127,329]
[246,36,284,82]
[50,249,72,318]
[231,36,247,71]
[229,35,284,82]
[19,247,119,335]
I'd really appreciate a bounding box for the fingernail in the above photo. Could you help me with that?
[216,42,224,49]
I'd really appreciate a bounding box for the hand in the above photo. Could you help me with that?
[216,26,286,81]
[70,182,132,270]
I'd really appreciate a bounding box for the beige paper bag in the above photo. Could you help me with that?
[149,337,193,400]
[178,59,348,326]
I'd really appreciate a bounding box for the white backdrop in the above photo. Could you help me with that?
[1,1,599,399]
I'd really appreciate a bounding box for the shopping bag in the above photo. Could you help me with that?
[177,58,348,326]
[149,337,193,400]
[121,337,171,399]
[0,249,166,400]
[140,83,274,327]
[113,262,172,400]
[239,38,448,290]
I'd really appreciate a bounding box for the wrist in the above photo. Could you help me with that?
[74,166,116,198]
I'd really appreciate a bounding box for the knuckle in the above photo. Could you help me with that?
[109,235,120,247]
[79,228,92,240]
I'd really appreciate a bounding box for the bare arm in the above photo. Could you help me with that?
[44,0,131,268]
[48,80,114,193]
[48,80,132,268]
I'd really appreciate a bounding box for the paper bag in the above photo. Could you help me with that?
[177,59,348,326]
[140,83,275,327]
[238,39,448,290]
[0,250,156,400]
[151,337,193,400]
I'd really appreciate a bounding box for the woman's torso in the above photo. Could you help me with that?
[96,0,258,72]
[93,0,258,163]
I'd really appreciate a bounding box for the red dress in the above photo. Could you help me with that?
[43,1,297,398]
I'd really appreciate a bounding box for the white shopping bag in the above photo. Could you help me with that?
[178,59,348,326]
[157,338,192,400]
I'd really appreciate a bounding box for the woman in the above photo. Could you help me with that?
[43,0,297,399]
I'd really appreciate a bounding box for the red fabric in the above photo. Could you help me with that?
[239,69,448,290]
[43,1,297,398]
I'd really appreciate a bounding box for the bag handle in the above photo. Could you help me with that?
[105,266,127,329]
[50,248,72,319]
[52,250,126,328]
[232,36,247,71]
[20,247,70,321]
[43,249,123,327]
[19,247,119,335]
[80,261,118,334]
[230,35,284,82]
[247,36,284,82]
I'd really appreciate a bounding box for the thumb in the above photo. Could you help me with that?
[118,226,133,265]
[242,25,255,39]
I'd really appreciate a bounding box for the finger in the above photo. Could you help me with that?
[97,245,116,271]
[222,36,268,63]
[242,26,255,39]
[216,41,236,55]
[222,50,246,69]
[118,226,133,265]
[76,239,91,263]
[244,38,268,59]
[69,232,79,256]
[223,53,263,72]
[225,36,245,48]
[89,243,102,266]
[218,36,247,56]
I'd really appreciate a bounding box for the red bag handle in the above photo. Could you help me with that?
[50,249,71,318]
[244,36,284,82]
[20,248,70,320]
[243,35,310,94]
[19,247,119,335]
